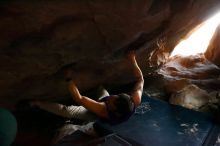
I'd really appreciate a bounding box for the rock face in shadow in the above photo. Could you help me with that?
[1,0,220,107]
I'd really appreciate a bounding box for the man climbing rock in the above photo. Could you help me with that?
[31,51,144,143]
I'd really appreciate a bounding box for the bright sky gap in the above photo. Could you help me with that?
[170,12,220,57]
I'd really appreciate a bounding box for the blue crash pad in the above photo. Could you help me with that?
[55,95,220,146]
[94,95,219,146]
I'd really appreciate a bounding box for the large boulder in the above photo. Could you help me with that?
[1,0,220,107]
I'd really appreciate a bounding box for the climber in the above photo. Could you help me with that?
[30,51,144,142]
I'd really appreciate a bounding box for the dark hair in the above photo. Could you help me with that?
[112,93,134,119]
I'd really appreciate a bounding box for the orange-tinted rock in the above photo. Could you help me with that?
[1,0,220,106]
[205,25,220,67]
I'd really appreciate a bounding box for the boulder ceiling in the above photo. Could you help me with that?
[1,0,220,106]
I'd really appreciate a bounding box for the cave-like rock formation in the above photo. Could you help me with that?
[1,0,220,108]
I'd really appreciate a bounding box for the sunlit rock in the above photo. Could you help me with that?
[158,54,220,80]
[205,25,220,67]
[169,84,218,110]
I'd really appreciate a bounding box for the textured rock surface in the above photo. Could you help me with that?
[1,0,220,107]
[158,54,220,80]
[169,84,217,110]
[205,25,220,67]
